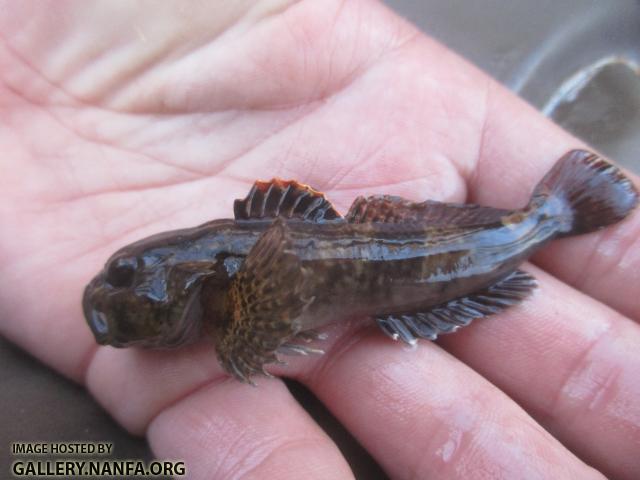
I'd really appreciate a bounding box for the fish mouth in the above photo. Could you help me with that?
[82,271,206,349]
[84,305,135,347]
[83,278,112,345]
[88,310,110,344]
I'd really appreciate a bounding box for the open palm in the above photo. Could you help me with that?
[1,1,639,479]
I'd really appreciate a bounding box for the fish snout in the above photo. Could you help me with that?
[88,309,110,344]
[83,279,111,345]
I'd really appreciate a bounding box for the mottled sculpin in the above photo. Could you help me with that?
[83,150,639,382]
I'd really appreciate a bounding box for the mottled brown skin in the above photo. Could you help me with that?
[83,150,639,382]
[86,219,537,332]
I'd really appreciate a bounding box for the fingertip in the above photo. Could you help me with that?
[148,377,354,480]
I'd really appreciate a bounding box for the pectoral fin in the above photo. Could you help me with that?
[376,269,537,344]
[215,218,314,383]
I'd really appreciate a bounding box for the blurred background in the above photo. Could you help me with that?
[388,0,640,175]
[2,1,639,478]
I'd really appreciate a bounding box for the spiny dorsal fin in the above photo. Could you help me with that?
[346,195,511,226]
[376,269,537,344]
[215,218,314,383]
[234,179,341,222]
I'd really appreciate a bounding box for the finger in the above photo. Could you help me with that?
[86,346,353,479]
[468,81,640,321]
[438,264,640,480]
[287,326,605,479]
[86,343,219,434]
[533,214,640,321]
[149,379,352,480]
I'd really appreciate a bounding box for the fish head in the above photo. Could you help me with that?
[82,227,237,349]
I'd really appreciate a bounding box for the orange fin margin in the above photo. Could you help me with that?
[234,179,341,222]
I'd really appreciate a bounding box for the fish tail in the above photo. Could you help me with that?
[530,149,638,237]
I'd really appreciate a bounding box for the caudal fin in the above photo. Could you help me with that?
[531,149,639,236]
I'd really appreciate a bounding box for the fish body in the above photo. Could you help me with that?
[83,150,639,382]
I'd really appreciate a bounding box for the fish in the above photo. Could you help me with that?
[83,149,639,383]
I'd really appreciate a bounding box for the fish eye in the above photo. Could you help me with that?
[106,257,138,288]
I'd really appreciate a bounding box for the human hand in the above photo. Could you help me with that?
[1,1,639,478]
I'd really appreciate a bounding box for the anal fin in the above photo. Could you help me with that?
[376,269,537,344]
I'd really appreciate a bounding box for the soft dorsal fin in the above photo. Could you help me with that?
[346,195,511,226]
[234,179,341,222]
[376,269,537,345]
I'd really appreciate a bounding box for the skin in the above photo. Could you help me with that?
[1,1,639,479]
